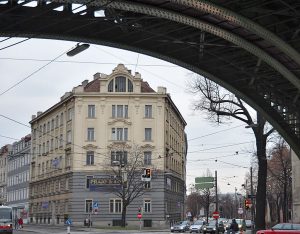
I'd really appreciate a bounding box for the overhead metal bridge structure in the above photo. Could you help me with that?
[1,0,300,155]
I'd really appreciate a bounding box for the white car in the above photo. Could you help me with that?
[190,220,206,233]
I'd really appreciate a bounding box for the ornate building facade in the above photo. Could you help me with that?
[29,64,187,227]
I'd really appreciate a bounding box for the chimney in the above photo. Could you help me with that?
[32,115,36,120]
[157,86,167,94]
[94,73,101,80]
[37,111,43,116]
[81,80,89,87]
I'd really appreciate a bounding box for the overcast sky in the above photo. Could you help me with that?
[0,38,257,194]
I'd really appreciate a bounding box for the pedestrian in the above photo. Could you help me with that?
[18,217,23,229]
[14,216,18,230]
[229,219,239,234]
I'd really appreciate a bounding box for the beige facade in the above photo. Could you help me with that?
[29,64,187,226]
[0,144,10,204]
[292,150,300,223]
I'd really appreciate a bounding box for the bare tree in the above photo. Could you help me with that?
[188,76,275,229]
[186,192,203,219]
[267,138,291,223]
[109,145,147,227]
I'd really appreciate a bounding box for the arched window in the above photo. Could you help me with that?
[128,79,133,92]
[108,80,114,92]
[115,76,126,92]
[107,76,134,92]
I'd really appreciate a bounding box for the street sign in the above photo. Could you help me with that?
[65,219,72,225]
[238,208,243,214]
[195,177,214,183]
[247,194,256,199]
[93,202,99,209]
[212,211,219,219]
[195,183,214,190]
[137,213,142,219]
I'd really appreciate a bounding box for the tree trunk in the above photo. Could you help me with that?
[283,173,287,222]
[254,132,267,230]
[121,205,127,227]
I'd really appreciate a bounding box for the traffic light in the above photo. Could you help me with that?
[145,168,151,178]
[244,199,251,209]
[138,207,141,213]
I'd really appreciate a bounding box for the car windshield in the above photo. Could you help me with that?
[176,221,188,225]
[246,220,252,224]
[193,220,204,225]
[235,219,244,224]
[272,223,300,230]
[209,221,217,225]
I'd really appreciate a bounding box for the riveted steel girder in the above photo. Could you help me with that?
[0,0,299,156]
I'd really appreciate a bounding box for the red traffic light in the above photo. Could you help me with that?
[145,168,151,178]
[244,199,251,209]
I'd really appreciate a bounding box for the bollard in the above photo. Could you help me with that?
[67,225,70,234]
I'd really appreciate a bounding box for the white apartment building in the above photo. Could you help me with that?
[29,64,187,227]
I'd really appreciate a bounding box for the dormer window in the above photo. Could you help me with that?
[108,76,133,92]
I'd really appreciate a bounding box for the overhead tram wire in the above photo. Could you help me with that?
[0,38,30,51]
[187,124,245,142]
[0,50,67,96]
[0,57,178,67]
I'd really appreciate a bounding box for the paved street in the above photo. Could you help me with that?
[13,224,170,234]
[13,225,254,234]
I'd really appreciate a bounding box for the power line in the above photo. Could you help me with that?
[187,124,245,141]
[0,38,30,51]
[188,141,254,153]
[0,57,178,67]
[0,50,67,96]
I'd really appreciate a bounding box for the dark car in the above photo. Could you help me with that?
[256,223,300,234]
[203,220,225,234]
[171,220,191,233]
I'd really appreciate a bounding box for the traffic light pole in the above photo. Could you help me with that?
[215,170,219,234]
[250,167,254,234]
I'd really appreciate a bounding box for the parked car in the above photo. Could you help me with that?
[245,220,254,229]
[256,223,300,234]
[171,220,191,233]
[203,220,225,234]
[190,220,206,233]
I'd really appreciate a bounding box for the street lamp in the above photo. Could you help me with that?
[245,123,259,129]
[66,43,90,57]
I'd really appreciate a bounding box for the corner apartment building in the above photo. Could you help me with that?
[7,134,31,223]
[0,144,11,204]
[29,64,187,228]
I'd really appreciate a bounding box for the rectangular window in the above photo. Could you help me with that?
[145,128,152,141]
[68,108,73,121]
[117,105,123,118]
[59,134,64,147]
[86,176,93,189]
[109,199,122,213]
[86,151,94,165]
[85,199,93,213]
[144,151,152,165]
[112,128,128,141]
[112,105,128,118]
[88,105,95,118]
[87,128,95,141]
[145,105,152,118]
[60,113,64,126]
[144,199,151,213]
[111,151,127,165]
[144,182,151,189]
[67,131,72,144]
